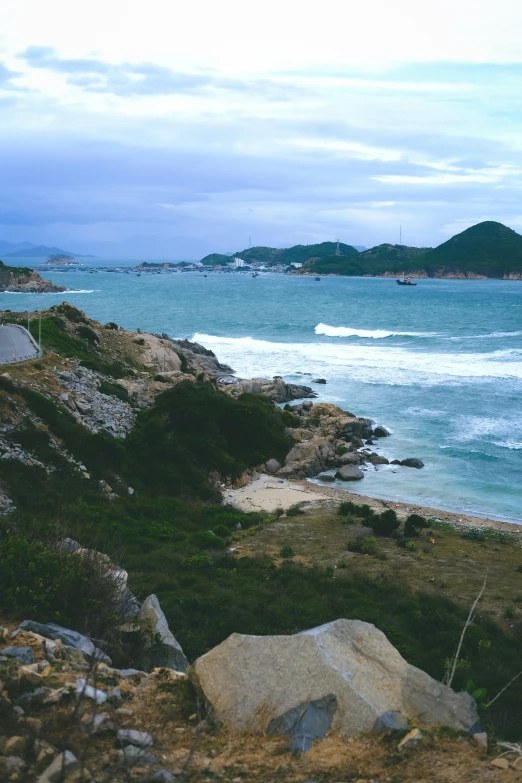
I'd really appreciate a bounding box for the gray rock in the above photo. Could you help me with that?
[312,378,327,384]
[317,473,335,482]
[18,621,111,664]
[37,750,79,783]
[268,694,337,753]
[374,710,409,733]
[191,619,478,738]
[391,458,424,469]
[107,686,122,703]
[138,594,189,672]
[117,729,153,748]
[118,745,157,766]
[1,646,34,664]
[374,425,390,438]
[265,458,282,474]
[335,466,364,481]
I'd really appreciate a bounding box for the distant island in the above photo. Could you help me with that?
[4,244,78,260]
[200,222,522,280]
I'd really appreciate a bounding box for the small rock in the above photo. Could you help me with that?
[3,756,26,774]
[174,727,185,733]
[490,757,510,770]
[82,711,115,734]
[317,473,335,482]
[19,665,44,685]
[116,668,148,679]
[75,678,106,704]
[397,728,423,750]
[374,426,390,438]
[37,750,79,783]
[5,735,25,755]
[118,745,156,766]
[116,707,134,717]
[265,458,282,474]
[312,378,327,384]
[117,729,153,749]
[473,731,488,749]
[1,646,34,664]
[42,687,71,706]
[34,739,56,764]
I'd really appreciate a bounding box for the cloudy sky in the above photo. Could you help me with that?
[2,0,522,257]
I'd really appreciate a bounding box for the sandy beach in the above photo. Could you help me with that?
[223,473,522,535]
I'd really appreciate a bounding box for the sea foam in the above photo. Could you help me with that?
[314,323,435,338]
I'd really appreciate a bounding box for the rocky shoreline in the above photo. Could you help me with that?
[0,262,65,293]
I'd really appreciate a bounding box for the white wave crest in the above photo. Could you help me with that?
[191,333,522,386]
[315,323,435,339]
[2,289,95,295]
[493,441,522,450]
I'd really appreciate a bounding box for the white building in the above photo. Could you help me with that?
[291,262,303,268]
[233,257,246,268]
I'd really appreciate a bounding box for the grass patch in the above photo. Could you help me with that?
[99,380,130,402]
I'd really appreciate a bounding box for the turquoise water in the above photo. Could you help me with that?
[2,265,522,523]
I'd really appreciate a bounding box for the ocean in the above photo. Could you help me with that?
[2,263,522,523]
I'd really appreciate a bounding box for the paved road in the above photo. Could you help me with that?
[0,324,40,364]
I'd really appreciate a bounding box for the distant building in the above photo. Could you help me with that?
[233,257,246,268]
[291,262,303,268]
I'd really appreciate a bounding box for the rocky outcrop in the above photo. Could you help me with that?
[192,619,479,739]
[392,458,424,469]
[221,376,316,403]
[0,263,65,293]
[138,595,189,672]
[335,465,364,481]
[18,621,111,664]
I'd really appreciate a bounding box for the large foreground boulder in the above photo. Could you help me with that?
[191,619,478,739]
[138,595,189,672]
[335,465,364,481]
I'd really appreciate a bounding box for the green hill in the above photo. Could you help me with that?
[422,221,522,277]
[201,242,360,267]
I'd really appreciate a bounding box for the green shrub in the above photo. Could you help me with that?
[286,505,305,517]
[347,536,378,555]
[280,545,294,558]
[339,501,374,519]
[340,514,356,525]
[99,380,130,402]
[370,509,399,537]
[76,325,99,344]
[134,337,145,345]
[405,541,417,552]
[404,514,427,537]
[0,532,117,637]
[187,555,213,568]
[212,524,232,542]
[188,530,227,550]
[105,322,119,330]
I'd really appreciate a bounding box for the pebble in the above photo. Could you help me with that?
[473,731,488,749]
[116,707,134,717]
[37,750,79,783]
[75,678,107,704]
[117,729,153,748]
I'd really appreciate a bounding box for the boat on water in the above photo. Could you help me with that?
[315,276,320,281]
[396,274,417,286]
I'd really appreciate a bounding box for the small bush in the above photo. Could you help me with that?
[76,325,99,344]
[339,501,374,519]
[134,338,145,345]
[280,545,294,558]
[370,509,399,537]
[286,505,305,517]
[347,536,378,556]
[404,514,427,537]
[188,530,227,550]
[212,524,232,542]
[405,541,417,551]
[187,555,213,568]
[340,514,356,525]
[336,444,349,456]
[105,322,119,330]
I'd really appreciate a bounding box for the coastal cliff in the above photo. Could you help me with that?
[0,303,521,780]
[0,261,66,293]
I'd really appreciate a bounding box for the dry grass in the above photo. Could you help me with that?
[234,509,522,631]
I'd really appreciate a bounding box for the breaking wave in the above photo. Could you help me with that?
[315,323,436,339]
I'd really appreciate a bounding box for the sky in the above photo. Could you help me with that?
[2,0,522,258]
